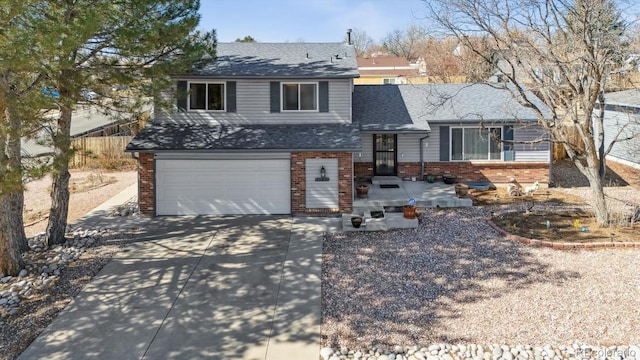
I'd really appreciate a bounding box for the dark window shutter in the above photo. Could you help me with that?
[439,126,450,161]
[503,125,514,161]
[176,81,188,112]
[270,82,280,113]
[319,81,329,112]
[226,81,236,113]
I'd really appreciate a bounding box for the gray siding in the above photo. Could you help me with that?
[357,133,430,163]
[513,124,550,162]
[357,134,373,162]
[160,78,352,124]
[358,123,549,164]
[398,134,427,162]
[423,128,441,162]
[601,110,640,165]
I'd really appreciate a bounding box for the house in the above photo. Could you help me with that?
[597,89,640,171]
[126,42,360,216]
[352,84,550,184]
[126,41,551,217]
[355,55,419,85]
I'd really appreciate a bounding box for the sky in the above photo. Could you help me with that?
[197,0,429,43]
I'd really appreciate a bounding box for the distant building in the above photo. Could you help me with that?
[355,55,420,85]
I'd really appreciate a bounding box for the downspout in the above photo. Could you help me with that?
[419,134,430,180]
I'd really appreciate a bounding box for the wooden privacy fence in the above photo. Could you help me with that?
[552,127,584,161]
[70,136,133,168]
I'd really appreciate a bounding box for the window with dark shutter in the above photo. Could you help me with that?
[226,81,236,113]
[270,82,280,113]
[176,81,188,112]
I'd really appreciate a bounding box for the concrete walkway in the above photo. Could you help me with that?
[20,190,338,359]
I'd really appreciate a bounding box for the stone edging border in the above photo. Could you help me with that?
[486,219,640,250]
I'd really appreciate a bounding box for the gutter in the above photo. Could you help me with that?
[419,134,431,180]
[124,147,363,153]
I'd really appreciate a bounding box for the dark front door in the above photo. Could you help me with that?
[373,134,397,176]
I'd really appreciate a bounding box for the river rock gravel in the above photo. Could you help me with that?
[322,206,640,354]
[0,229,134,360]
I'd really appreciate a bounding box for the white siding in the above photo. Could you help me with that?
[160,78,352,124]
[514,125,550,162]
[305,159,339,209]
[155,157,291,215]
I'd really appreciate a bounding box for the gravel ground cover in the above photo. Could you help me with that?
[322,206,640,353]
[0,226,139,360]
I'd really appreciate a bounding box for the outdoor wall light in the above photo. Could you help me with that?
[315,165,329,182]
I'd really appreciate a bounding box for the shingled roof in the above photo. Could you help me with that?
[183,42,359,79]
[353,84,548,132]
[126,121,361,152]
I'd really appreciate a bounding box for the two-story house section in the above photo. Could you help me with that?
[126,42,361,216]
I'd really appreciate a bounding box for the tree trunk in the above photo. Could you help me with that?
[583,165,609,226]
[0,194,25,276]
[45,105,72,246]
[0,80,28,274]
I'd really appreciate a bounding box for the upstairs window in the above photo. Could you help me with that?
[282,82,317,111]
[451,127,502,161]
[382,78,397,84]
[189,82,225,111]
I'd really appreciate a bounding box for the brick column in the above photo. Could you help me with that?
[138,153,155,216]
[291,152,353,214]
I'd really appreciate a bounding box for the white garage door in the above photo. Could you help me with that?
[156,157,291,215]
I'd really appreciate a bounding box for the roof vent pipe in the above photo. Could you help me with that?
[347,28,352,45]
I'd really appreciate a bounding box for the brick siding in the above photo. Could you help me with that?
[138,153,155,216]
[355,161,549,184]
[425,162,549,184]
[291,152,353,214]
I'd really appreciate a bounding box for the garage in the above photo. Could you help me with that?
[155,154,291,215]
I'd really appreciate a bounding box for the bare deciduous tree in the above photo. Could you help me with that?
[382,24,427,61]
[348,28,374,57]
[424,0,638,226]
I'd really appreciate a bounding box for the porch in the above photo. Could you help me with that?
[354,176,473,210]
[342,177,473,232]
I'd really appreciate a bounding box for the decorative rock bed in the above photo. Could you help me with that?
[0,229,112,325]
[320,343,640,360]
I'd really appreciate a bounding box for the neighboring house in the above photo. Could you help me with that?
[126,42,551,217]
[352,84,550,184]
[355,55,419,85]
[597,89,640,170]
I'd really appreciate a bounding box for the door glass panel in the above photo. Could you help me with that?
[374,134,396,176]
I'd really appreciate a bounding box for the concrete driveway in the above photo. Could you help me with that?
[20,215,338,359]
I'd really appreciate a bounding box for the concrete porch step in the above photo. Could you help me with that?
[371,176,403,186]
[342,207,419,232]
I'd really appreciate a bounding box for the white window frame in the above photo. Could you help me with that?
[382,78,396,85]
[450,126,503,161]
[187,81,226,112]
[281,82,319,112]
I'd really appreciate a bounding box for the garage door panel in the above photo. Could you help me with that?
[156,158,290,215]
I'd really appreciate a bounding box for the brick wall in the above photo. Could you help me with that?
[425,162,549,184]
[291,152,353,214]
[138,152,155,216]
[355,161,549,184]
[354,162,373,182]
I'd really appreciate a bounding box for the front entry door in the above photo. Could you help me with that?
[373,134,397,176]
